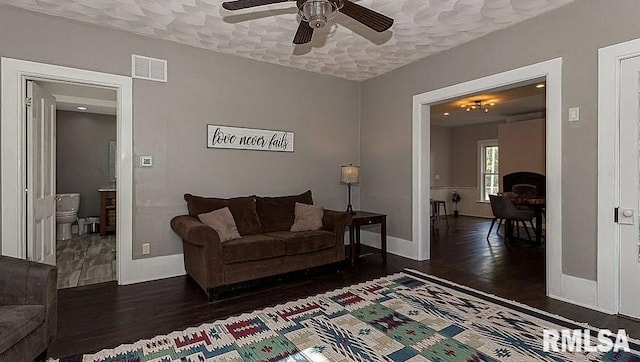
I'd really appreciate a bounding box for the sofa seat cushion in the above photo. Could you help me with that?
[266,230,335,255]
[256,190,313,233]
[222,234,285,264]
[184,194,261,236]
[0,304,45,354]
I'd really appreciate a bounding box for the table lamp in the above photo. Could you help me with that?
[340,164,360,214]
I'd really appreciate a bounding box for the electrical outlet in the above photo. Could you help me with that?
[142,243,150,255]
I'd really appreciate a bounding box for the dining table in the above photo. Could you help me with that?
[508,196,545,246]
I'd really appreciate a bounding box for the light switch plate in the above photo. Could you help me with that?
[140,156,153,167]
[568,107,580,122]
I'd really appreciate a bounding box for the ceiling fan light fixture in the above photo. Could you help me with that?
[300,0,340,28]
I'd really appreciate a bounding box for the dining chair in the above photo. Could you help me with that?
[488,195,536,242]
[487,195,504,238]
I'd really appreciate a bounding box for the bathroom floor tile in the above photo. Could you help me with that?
[85,253,113,266]
[80,263,112,281]
[77,276,116,287]
[57,248,86,262]
[57,269,81,289]
[56,233,117,289]
[56,240,67,252]
[57,259,85,273]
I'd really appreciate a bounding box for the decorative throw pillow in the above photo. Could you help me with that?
[290,203,324,232]
[198,207,241,242]
[184,194,261,236]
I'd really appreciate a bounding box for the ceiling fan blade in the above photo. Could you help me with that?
[340,0,393,32]
[222,0,290,11]
[293,21,314,45]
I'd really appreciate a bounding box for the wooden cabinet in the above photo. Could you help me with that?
[100,190,116,236]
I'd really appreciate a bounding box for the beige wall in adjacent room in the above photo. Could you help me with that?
[56,111,117,218]
[451,123,500,188]
[0,5,360,259]
[360,0,640,281]
[498,119,546,183]
[430,125,452,187]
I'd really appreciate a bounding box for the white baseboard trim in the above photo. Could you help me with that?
[549,294,612,315]
[359,230,415,259]
[548,273,602,313]
[119,253,185,285]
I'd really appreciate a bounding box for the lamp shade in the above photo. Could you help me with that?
[340,164,360,184]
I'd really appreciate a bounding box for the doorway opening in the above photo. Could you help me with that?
[427,79,548,303]
[35,80,119,288]
[1,58,133,285]
[412,58,565,304]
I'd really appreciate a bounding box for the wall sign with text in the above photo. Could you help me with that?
[207,125,294,152]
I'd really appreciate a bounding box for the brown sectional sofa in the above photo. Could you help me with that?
[170,190,350,300]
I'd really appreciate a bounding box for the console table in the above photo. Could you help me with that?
[348,211,387,265]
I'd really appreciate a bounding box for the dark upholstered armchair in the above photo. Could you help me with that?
[0,256,57,362]
[488,195,536,241]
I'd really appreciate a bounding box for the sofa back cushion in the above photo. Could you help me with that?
[256,190,313,233]
[184,194,261,236]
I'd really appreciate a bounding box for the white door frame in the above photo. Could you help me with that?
[597,38,640,314]
[1,57,133,283]
[412,58,563,298]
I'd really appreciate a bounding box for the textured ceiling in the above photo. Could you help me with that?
[1,0,573,81]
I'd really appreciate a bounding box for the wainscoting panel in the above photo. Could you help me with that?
[429,187,454,216]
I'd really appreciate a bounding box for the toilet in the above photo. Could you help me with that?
[56,193,80,241]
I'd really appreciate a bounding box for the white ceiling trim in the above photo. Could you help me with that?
[1,0,574,81]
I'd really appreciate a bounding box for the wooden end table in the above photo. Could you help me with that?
[348,211,387,265]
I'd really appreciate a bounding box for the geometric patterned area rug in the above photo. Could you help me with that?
[55,270,640,361]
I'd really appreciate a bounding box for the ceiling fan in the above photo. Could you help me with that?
[221,0,394,45]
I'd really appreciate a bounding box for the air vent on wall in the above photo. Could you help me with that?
[131,54,167,82]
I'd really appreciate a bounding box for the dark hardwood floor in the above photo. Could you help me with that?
[51,216,640,358]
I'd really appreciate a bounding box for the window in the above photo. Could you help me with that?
[479,140,499,201]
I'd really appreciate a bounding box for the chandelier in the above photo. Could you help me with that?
[299,0,343,28]
[462,100,495,113]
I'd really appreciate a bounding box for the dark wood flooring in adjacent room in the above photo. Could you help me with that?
[51,216,640,358]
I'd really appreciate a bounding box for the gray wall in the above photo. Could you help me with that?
[56,110,116,218]
[498,119,546,182]
[430,122,502,189]
[360,0,640,281]
[451,123,499,188]
[0,5,360,259]
[430,126,452,187]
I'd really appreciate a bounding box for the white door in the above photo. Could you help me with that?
[618,56,640,318]
[26,81,57,266]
